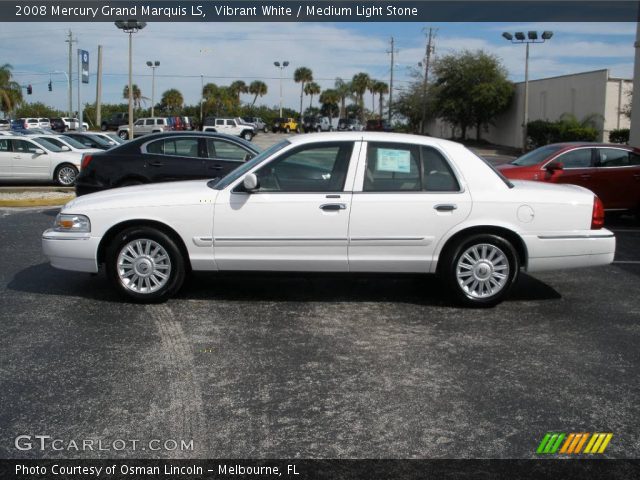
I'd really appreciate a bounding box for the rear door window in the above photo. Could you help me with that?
[597,148,633,167]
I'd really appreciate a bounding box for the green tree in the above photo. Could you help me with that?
[248,80,268,107]
[202,83,239,117]
[372,81,389,118]
[334,78,351,119]
[351,72,371,122]
[122,84,148,110]
[294,67,313,120]
[319,88,340,125]
[0,64,23,116]
[160,88,184,114]
[14,102,63,118]
[304,81,321,109]
[432,50,513,140]
[229,80,248,103]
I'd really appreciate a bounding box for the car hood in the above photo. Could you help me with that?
[64,180,219,212]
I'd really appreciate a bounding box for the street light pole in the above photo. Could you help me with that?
[146,60,160,117]
[502,30,553,152]
[273,61,289,117]
[115,20,146,139]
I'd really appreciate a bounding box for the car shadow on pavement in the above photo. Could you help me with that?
[9,264,561,306]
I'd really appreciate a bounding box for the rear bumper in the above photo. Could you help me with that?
[524,230,616,272]
[42,229,101,273]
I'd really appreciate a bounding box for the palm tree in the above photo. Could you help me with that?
[335,77,351,119]
[248,80,268,106]
[319,88,340,127]
[161,88,184,113]
[304,82,321,109]
[294,67,313,120]
[373,81,389,118]
[0,64,23,116]
[351,73,371,122]
[122,84,148,110]
[229,80,248,103]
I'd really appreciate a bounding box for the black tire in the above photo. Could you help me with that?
[242,130,253,141]
[106,227,186,303]
[285,127,290,134]
[54,164,78,186]
[118,130,129,140]
[263,126,268,133]
[440,234,519,308]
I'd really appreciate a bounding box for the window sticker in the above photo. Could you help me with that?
[377,149,411,173]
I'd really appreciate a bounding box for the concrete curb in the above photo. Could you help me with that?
[0,195,75,208]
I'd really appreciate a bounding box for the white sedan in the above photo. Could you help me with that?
[0,135,83,185]
[42,133,615,306]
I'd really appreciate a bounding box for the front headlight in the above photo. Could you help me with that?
[53,213,91,233]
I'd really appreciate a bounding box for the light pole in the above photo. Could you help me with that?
[146,60,159,117]
[273,61,289,117]
[502,30,553,152]
[200,74,204,126]
[51,71,70,116]
[115,20,146,139]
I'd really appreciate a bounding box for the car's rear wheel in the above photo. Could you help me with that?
[284,127,290,133]
[263,126,268,133]
[441,234,519,307]
[106,227,185,303]
[242,130,253,141]
[118,131,129,140]
[54,164,78,186]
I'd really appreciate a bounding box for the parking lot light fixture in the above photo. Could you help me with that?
[115,19,146,139]
[502,30,553,152]
[146,60,160,117]
[274,60,289,117]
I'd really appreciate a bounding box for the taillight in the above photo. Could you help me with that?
[591,195,605,230]
[81,154,93,170]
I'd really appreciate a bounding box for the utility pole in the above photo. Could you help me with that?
[65,30,77,117]
[387,37,396,124]
[421,27,436,134]
[96,45,103,128]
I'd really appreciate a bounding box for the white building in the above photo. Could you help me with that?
[428,69,632,149]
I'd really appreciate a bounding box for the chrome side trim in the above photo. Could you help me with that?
[537,234,615,240]
[351,237,425,241]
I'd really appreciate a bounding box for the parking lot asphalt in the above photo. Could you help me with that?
[1,208,639,460]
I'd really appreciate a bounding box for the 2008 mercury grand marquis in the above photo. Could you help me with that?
[42,132,615,307]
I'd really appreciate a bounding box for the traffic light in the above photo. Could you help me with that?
[48,81,52,92]
[27,84,32,95]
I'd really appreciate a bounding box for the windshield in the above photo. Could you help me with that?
[31,137,63,152]
[511,144,564,166]
[210,140,290,190]
[59,135,90,149]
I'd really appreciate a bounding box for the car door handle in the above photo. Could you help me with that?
[208,165,223,170]
[434,204,457,212]
[148,161,164,167]
[320,203,346,211]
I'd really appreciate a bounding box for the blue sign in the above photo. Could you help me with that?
[80,49,89,84]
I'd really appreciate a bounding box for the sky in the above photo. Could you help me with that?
[0,21,636,114]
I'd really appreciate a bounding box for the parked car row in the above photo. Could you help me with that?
[0,131,124,186]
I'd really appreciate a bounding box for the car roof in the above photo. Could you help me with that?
[113,131,261,152]
[285,131,463,149]
[547,142,636,149]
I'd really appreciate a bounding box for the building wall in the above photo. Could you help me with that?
[426,69,632,149]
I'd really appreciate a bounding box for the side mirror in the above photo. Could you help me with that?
[33,148,45,155]
[545,161,564,172]
[243,173,259,192]
[61,146,70,151]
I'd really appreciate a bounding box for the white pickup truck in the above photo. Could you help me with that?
[202,118,255,141]
[62,117,89,131]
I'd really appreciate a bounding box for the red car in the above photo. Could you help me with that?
[497,143,640,213]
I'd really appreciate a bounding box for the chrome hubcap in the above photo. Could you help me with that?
[58,167,77,185]
[117,239,171,294]
[456,243,509,298]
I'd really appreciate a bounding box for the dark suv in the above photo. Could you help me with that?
[50,118,67,133]
[366,119,392,132]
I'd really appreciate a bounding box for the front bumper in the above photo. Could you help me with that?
[42,229,101,273]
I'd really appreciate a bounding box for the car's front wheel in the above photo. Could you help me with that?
[106,227,186,303]
[118,131,129,140]
[242,130,253,141]
[441,234,519,307]
[54,164,78,186]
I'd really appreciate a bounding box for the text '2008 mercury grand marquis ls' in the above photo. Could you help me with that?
[42,132,615,307]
